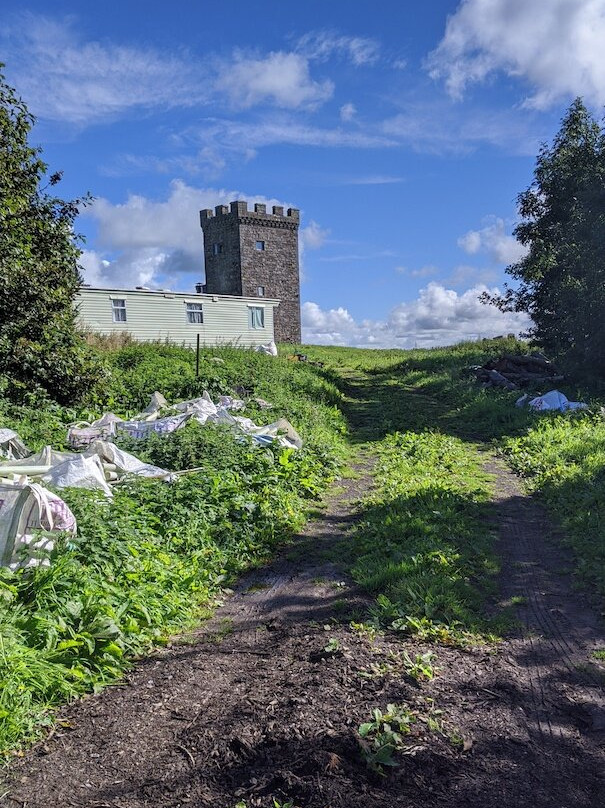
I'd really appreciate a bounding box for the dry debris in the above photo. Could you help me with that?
[470,353,564,390]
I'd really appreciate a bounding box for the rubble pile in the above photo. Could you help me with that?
[470,353,564,391]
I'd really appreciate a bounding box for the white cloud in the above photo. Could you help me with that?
[80,181,298,289]
[188,116,395,152]
[297,31,380,66]
[340,102,357,121]
[427,0,605,108]
[396,265,438,278]
[302,283,530,348]
[301,221,329,250]
[458,217,527,264]
[382,101,540,155]
[1,14,204,124]
[215,51,333,110]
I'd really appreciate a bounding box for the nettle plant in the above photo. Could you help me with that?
[358,703,417,774]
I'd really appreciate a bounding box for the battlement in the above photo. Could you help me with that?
[200,200,299,227]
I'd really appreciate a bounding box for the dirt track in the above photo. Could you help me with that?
[2,449,605,808]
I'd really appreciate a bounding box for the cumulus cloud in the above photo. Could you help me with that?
[1,14,204,124]
[340,102,357,121]
[427,0,605,108]
[80,181,300,290]
[458,217,527,265]
[215,51,333,110]
[297,31,380,66]
[302,283,530,348]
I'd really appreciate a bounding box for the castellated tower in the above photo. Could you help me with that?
[200,200,301,343]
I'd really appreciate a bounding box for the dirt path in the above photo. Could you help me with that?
[2,450,605,808]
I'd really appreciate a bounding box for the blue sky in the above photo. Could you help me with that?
[3,1,605,347]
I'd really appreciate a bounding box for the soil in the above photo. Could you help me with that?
[2,451,605,808]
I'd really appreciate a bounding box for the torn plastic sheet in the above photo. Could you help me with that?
[68,413,121,449]
[84,441,174,481]
[526,390,588,413]
[255,340,278,356]
[0,428,30,460]
[67,390,302,452]
[42,454,113,497]
[0,482,76,569]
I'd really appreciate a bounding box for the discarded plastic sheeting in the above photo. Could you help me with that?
[527,390,588,413]
[255,340,278,356]
[42,454,114,498]
[0,482,76,569]
[84,440,174,481]
[0,445,78,469]
[116,413,191,440]
[0,428,30,460]
[68,413,121,449]
[67,389,302,452]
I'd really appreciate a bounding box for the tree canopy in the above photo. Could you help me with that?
[0,66,102,404]
[483,98,605,372]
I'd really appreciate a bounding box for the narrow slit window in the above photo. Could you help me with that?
[249,306,265,329]
[186,302,203,324]
[212,243,223,255]
[111,299,127,322]
[257,286,265,297]
[255,240,265,251]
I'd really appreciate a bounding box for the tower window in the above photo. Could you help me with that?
[212,243,223,255]
[111,299,127,322]
[186,302,203,324]
[249,306,265,329]
[257,286,265,297]
[255,240,265,251]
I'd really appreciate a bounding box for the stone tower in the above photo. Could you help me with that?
[200,200,301,343]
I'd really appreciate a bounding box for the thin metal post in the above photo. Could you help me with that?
[196,334,200,377]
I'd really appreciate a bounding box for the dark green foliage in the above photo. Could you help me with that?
[483,99,605,373]
[0,66,103,404]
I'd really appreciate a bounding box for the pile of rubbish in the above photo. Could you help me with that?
[0,389,302,569]
[470,353,564,391]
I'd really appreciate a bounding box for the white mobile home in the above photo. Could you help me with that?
[76,287,279,348]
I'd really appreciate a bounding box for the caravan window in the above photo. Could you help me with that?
[186,302,203,324]
[249,306,265,329]
[111,299,127,322]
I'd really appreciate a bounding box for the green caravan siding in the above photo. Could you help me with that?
[76,289,278,347]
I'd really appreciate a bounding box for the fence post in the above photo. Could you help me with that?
[196,334,200,377]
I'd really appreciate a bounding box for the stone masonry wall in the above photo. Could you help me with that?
[200,201,301,343]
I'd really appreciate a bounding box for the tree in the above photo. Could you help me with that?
[483,98,605,372]
[0,66,102,404]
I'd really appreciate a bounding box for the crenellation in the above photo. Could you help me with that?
[272,205,284,216]
[231,200,248,215]
[215,204,229,215]
[254,203,266,214]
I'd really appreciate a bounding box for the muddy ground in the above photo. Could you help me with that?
[2,452,605,808]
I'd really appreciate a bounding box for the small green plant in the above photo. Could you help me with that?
[592,649,605,660]
[323,637,341,654]
[358,703,416,774]
[402,650,435,681]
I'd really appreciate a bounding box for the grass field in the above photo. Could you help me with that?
[1,337,604,755]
